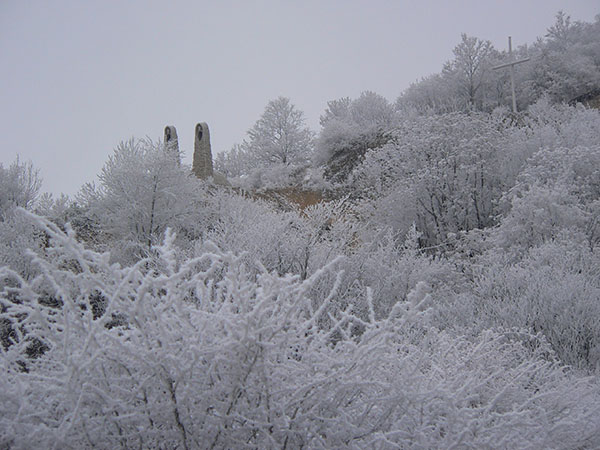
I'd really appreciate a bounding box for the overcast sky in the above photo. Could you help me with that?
[1,1,598,196]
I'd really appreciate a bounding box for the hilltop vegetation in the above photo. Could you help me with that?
[2,12,600,449]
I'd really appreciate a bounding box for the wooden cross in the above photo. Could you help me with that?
[493,36,530,112]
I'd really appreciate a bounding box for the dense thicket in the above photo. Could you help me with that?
[2,11,600,449]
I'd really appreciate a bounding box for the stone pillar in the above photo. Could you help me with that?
[192,122,213,179]
[164,125,180,165]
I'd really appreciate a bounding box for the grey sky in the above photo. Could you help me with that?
[1,0,598,196]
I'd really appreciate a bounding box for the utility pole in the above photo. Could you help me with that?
[493,36,530,112]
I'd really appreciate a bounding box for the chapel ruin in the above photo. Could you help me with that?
[164,122,228,185]
[193,122,213,179]
[164,125,180,164]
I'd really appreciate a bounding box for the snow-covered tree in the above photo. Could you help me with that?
[535,11,600,101]
[0,157,42,220]
[443,34,495,109]
[79,138,210,263]
[396,73,463,114]
[216,97,315,189]
[316,91,396,183]
[243,96,314,166]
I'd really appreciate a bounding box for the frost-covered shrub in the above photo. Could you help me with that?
[499,100,600,188]
[0,214,43,280]
[0,211,348,448]
[328,227,462,322]
[227,163,306,191]
[203,192,354,284]
[470,241,600,371]
[201,192,309,277]
[352,112,506,246]
[347,102,600,249]
[34,192,73,231]
[497,184,588,250]
[496,144,600,251]
[0,158,45,279]
[2,212,600,448]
